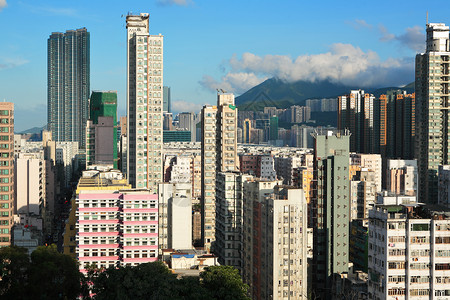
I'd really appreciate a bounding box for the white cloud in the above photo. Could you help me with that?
[379,25,425,52]
[0,57,29,70]
[200,43,414,94]
[157,0,191,6]
[349,19,373,30]
[171,100,204,114]
[0,0,7,11]
[199,72,267,94]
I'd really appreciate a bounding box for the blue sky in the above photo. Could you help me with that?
[0,0,448,131]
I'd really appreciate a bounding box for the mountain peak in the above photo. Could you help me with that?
[236,78,414,111]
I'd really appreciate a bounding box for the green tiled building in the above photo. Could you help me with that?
[86,91,118,168]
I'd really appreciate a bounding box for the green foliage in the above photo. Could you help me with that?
[91,263,248,300]
[92,261,179,300]
[0,247,249,300]
[28,244,84,300]
[0,246,30,299]
[200,266,250,300]
[0,245,84,300]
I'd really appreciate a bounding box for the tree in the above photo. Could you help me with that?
[27,244,83,300]
[176,276,211,300]
[92,261,181,300]
[0,246,30,299]
[200,266,250,300]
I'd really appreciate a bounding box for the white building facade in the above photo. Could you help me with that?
[368,204,450,299]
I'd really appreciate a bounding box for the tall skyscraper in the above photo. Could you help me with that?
[312,130,351,298]
[178,112,199,142]
[126,13,164,192]
[243,118,252,144]
[48,28,90,150]
[416,23,450,203]
[269,115,278,141]
[0,103,14,247]
[338,90,379,154]
[86,91,118,168]
[201,92,238,250]
[379,90,415,160]
[163,86,171,113]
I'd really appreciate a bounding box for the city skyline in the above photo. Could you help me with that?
[0,0,446,131]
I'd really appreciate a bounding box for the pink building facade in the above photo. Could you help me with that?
[76,191,158,272]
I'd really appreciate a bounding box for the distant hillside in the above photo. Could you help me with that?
[236,78,415,111]
[16,125,46,135]
[371,82,415,98]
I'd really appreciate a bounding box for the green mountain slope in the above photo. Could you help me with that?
[236,78,415,111]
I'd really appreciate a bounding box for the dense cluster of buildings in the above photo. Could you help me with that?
[5,11,450,300]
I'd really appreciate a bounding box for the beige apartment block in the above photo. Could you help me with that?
[126,13,163,192]
[0,103,14,247]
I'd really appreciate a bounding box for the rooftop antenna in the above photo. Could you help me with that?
[426,11,429,25]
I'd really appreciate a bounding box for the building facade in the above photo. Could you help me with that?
[73,168,158,271]
[338,90,379,154]
[158,182,192,251]
[201,92,238,250]
[126,13,163,192]
[368,204,450,299]
[178,112,199,142]
[86,91,118,168]
[416,23,450,203]
[163,86,170,113]
[242,182,308,299]
[379,90,415,160]
[0,103,14,247]
[386,159,417,196]
[48,28,90,150]
[215,172,251,269]
[312,130,351,297]
[15,153,44,216]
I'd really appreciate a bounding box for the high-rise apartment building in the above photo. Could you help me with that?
[48,28,90,150]
[242,178,282,295]
[438,165,450,207]
[312,130,351,298]
[379,90,415,160]
[269,116,279,141]
[350,169,377,220]
[243,118,252,144]
[0,103,14,247]
[215,172,251,269]
[242,183,308,299]
[126,13,164,192]
[368,204,450,299]
[178,112,199,142]
[201,92,238,249]
[350,153,383,192]
[163,112,173,130]
[386,159,417,196]
[15,153,45,216]
[86,91,118,168]
[338,90,379,153]
[416,23,450,203]
[163,86,171,113]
